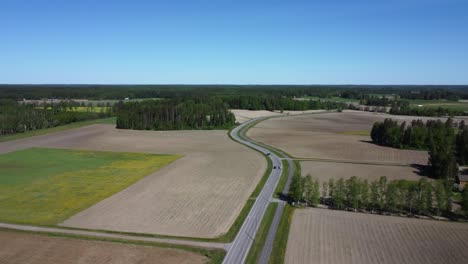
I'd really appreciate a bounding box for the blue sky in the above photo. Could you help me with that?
[1,0,467,84]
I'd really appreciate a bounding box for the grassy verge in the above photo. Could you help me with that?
[246,202,278,264]
[0,227,225,264]
[0,117,116,143]
[293,160,301,178]
[274,160,289,198]
[269,205,294,264]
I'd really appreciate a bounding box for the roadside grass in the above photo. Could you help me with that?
[274,160,289,198]
[246,202,278,264]
[341,130,371,136]
[0,228,225,264]
[0,147,179,225]
[0,117,116,143]
[269,205,294,264]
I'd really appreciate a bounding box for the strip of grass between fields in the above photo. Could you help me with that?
[0,228,225,264]
[0,117,116,142]
[245,202,278,264]
[269,205,294,264]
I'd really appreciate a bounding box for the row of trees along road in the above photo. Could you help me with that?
[289,175,468,218]
[115,98,236,130]
[371,118,468,181]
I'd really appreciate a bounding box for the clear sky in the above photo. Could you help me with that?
[1,0,467,84]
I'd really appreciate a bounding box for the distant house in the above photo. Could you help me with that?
[457,167,468,189]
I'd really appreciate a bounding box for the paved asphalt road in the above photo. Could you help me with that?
[223,118,284,264]
[258,156,294,264]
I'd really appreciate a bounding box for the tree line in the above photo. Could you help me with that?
[3,84,468,101]
[389,105,467,117]
[220,95,347,111]
[0,99,113,136]
[289,174,468,218]
[115,98,236,130]
[371,118,468,181]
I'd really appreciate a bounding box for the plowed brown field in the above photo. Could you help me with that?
[247,111,449,165]
[0,124,265,238]
[286,208,468,264]
[301,161,422,183]
[0,230,206,264]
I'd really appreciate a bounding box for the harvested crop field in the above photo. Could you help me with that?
[247,111,442,164]
[230,109,280,123]
[285,208,468,264]
[301,161,422,183]
[0,124,265,238]
[0,230,206,264]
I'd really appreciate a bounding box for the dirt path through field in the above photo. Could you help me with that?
[0,222,228,250]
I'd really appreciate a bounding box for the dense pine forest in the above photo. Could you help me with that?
[115,99,236,130]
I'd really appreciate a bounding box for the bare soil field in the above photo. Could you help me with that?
[0,230,205,264]
[301,161,422,183]
[0,124,265,238]
[230,109,326,123]
[247,111,448,164]
[230,109,280,123]
[286,208,468,264]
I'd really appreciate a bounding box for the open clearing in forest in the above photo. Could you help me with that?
[0,124,265,238]
[247,111,451,164]
[301,161,422,184]
[0,147,177,225]
[286,208,468,264]
[0,230,206,264]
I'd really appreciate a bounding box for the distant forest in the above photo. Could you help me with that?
[1,84,468,100]
[2,84,468,135]
[0,99,113,136]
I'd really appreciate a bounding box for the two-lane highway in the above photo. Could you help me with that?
[223,118,284,264]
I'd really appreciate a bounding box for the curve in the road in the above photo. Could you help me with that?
[223,118,285,264]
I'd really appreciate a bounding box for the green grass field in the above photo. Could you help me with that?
[36,106,111,113]
[404,99,468,111]
[0,148,179,225]
[299,96,359,103]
